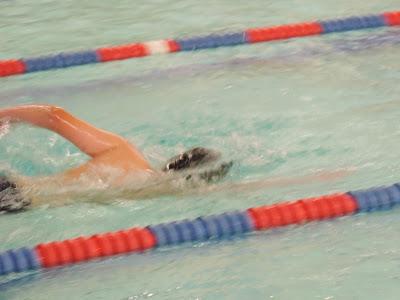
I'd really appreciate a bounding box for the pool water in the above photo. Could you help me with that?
[1,0,400,299]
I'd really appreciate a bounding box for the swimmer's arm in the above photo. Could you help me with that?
[198,169,354,195]
[104,169,354,201]
[0,104,140,158]
[116,169,354,200]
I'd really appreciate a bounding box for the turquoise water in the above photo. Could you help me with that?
[1,0,400,299]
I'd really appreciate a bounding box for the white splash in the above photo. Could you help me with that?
[0,120,10,139]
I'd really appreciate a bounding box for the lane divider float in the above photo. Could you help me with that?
[1,182,400,276]
[0,11,399,78]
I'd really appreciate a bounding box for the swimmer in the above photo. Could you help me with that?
[0,104,235,212]
[0,104,350,213]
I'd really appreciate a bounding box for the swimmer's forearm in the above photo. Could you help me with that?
[0,105,58,129]
[207,169,355,195]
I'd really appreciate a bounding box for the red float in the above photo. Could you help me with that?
[248,193,358,231]
[97,43,148,62]
[384,11,400,26]
[0,60,25,77]
[246,22,322,43]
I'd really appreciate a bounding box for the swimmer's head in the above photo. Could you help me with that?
[0,176,31,212]
[162,147,233,183]
[163,147,221,172]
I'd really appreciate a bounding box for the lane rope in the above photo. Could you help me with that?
[0,11,399,78]
[1,181,399,276]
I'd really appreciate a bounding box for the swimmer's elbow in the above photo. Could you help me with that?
[48,105,67,119]
[25,104,63,117]
[47,106,75,127]
[29,105,65,124]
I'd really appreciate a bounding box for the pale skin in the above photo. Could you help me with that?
[0,104,161,205]
[0,104,352,207]
[0,104,153,179]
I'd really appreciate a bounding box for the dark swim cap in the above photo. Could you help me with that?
[0,176,31,212]
[163,147,233,183]
[163,147,221,172]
